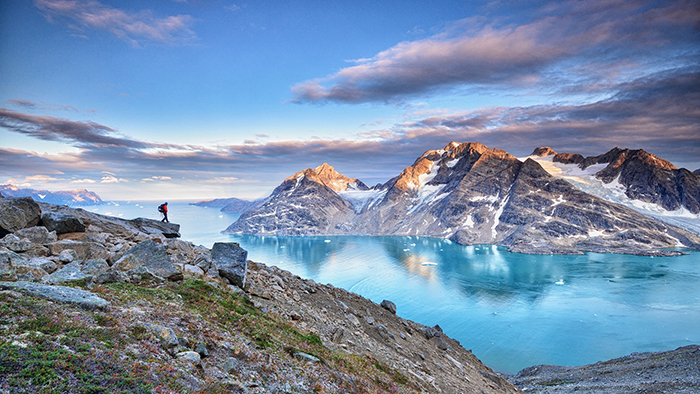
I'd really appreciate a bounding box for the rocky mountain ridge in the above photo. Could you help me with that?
[0,184,103,206]
[225,142,700,255]
[191,197,263,214]
[529,146,700,215]
[0,196,520,393]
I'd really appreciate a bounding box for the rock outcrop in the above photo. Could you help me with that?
[0,197,42,236]
[509,345,700,393]
[226,142,700,255]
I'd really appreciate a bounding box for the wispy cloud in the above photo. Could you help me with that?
[34,0,197,47]
[291,0,700,104]
[0,108,145,148]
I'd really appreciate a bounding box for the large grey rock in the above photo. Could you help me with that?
[28,257,58,274]
[46,240,110,263]
[42,262,92,284]
[0,280,109,310]
[130,218,181,238]
[81,258,109,276]
[380,299,397,314]
[0,251,27,281]
[15,226,57,244]
[113,240,182,281]
[41,212,86,234]
[139,323,179,349]
[211,242,247,288]
[0,234,36,252]
[0,197,41,235]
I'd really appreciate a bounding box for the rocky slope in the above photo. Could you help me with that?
[0,197,520,393]
[225,142,700,255]
[531,147,700,215]
[509,345,700,393]
[0,184,103,206]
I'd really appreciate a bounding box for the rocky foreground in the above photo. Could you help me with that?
[0,196,519,393]
[2,196,698,393]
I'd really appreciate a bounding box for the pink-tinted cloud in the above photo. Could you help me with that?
[34,0,197,47]
[291,0,700,104]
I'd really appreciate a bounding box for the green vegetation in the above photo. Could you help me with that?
[0,278,420,393]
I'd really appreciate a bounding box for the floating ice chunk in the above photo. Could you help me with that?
[555,279,565,285]
[421,262,437,266]
[324,239,331,243]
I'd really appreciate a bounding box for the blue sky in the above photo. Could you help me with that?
[1,0,698,200]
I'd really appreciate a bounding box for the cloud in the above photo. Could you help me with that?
[69,179,97,184]
[7,99,97,113]
[2,69,698,197]
[101,175,128,183]
[141,176,172,182]
[224,4,241,12]
[34,0,197,47]
[24,175,60,183]
[0,108,146,148]
[291,0,700,104]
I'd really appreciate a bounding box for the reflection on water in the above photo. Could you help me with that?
[230,234,700,374]
[84,202,700,374]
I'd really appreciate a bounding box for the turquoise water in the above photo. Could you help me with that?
[87,201,700,374]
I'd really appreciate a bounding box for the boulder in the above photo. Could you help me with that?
[211,242,248,288]
[15,226,57,244]
[194,252,212,272]
[130,218,181,238]
[28,257,58,274]
[58,249,78,263]
[140,323,179,349]
[81,258,110,276]
[43,261,92,285]
[380,299,397,314]
[40,212,86,235]
[46,240,110,263]
[0,251,27,281]
[0,197,41,235]
[0,234,36,252]
[177,351,201,364]
[113,240,182,281]
[0,281,110,310]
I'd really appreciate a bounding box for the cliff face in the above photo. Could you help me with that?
[0,199,520,394]
[226,142,700,256]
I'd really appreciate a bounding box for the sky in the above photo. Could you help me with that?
[1,0,699,201]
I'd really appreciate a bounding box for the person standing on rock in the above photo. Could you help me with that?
[158,202,169,223]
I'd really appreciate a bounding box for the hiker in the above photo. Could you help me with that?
[158,202,169,223]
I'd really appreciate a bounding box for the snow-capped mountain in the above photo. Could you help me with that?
[0,185,103,206]
[523,147,700,234]
[224,142,700,255]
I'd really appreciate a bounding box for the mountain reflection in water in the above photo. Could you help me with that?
[230,234,700,374]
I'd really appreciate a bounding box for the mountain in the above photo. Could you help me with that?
[0,184,102,206]
[190,197,263,213]
[524,147,700,234]
[225,164,358,235]
[225,142,700,255]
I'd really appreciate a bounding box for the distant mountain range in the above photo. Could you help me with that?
[222,142,700,256]
[190,197,263,213]
[0,185,103,206]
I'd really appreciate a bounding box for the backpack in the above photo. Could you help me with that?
[158,204,166,213]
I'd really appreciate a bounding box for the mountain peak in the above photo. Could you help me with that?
[531,147,557,157]
[284,163,367,192]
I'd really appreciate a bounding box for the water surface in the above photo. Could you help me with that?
[87,201,700,373]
